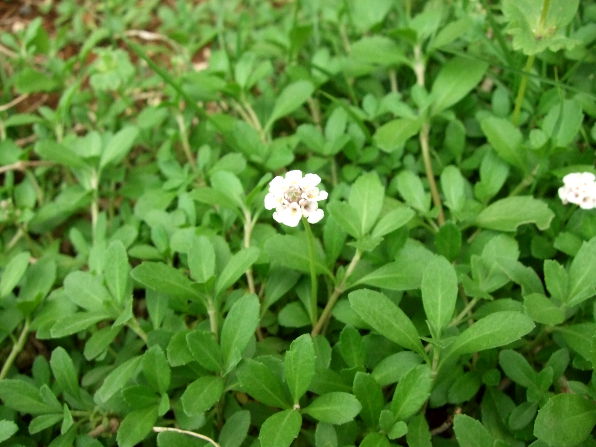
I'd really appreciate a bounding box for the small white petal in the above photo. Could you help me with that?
[317,190,328,201]
[269,176,287,194]
[307,208,324,224]
[264,193,282,210]
[301,173,321,188]
[285,170,303,185]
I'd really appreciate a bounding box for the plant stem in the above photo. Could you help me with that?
[175,113,197,172]
[302,218,319,326]
[389,69,398,93]
[207,300,218,340]
[0,318,29,380]
[413,46,444,226]
[448,298,479,328]
[153,427,221,447]
[127,318,148,343]
[311,249,361,336]
[242,209,257,296]
[511,54,535,126]
[420,122,445,226]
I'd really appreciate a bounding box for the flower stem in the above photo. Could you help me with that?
[511,54,535,126]
[127,317,148,343]
[302,218,319,325]
[311,249,361,336]
[153,427,221,447]
[420,122,445,226]
[0,318,29,380]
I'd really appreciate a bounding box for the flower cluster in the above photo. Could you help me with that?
[558,172,596,210]
[264,170,328,227]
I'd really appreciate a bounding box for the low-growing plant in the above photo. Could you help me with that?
[0,0,595,446]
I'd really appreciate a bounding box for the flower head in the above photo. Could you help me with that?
[558,172,596,210]
[264,170,328,227]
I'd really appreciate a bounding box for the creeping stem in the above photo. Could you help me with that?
[511,54,536,126]
[302,218,319,325]
[0,318,30,380]
[511,0,550,125]
[311,249,361,336]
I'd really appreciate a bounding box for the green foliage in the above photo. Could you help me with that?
[0,0,594,446]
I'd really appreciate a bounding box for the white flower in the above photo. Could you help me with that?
[265,170,328,227]
[558,172,596,210]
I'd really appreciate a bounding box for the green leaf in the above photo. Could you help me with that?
[349,172,385,236]
[567,237,596,307]
[188,236,215,283]
[142,346,170,393]
[0,420,18,443]
[476,196,554,232]
[100,126,139,169]
[181,376,224,415]
[265,234,331,276]
[373,118,421,154]
[453,414,495,447]
[503,0,580,55]
[421,255,458,335]
[220,294,260,372]
[351,36,406,66]
[349,289,423,355]
[34,140,86,169]
[303,392,362,425]
[353,240,434,291]
[29,413,63,434]
[116,406,158,447]
[63,271,111,313]
[84,325,120,360]
[210,170,245,210]
[555,323,596,363]
[391,364,432,420]
[95,355,142,403]
[360,432,391,447]
[0,251,30,298]
[348,0,394,32]
[430,57,488,114]
[534,394,596,447]
[0,379,60,414]
[544,260,568,303]
[353,372,384,428]
[350,34,408,67]
[219,410,251,447]
[446,311,535,358]
[524,293,565,325]
[284,334,316,405]
[314,423,338,447]
[440,166,466,212]
[328,202,361,239]
[543,99,584,148]
[131,262,202,302]
[104,240,130,306]
[237,359,291,409]
[434,222,462,261]
[395,171,430,213]
[266,80,315,131]
[480,116,526,170]
[49,347,80,399]
[51,312,111,338]
[186,330,223,373]
[371,206,415,239]
[406,414,432,447]
[499,349,538,389]
[215,247,260,296]
[259,410,302,447]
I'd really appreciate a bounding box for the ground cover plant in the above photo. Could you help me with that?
[0,0,595,445]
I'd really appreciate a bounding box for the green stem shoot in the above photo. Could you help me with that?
[302,218,319,326]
